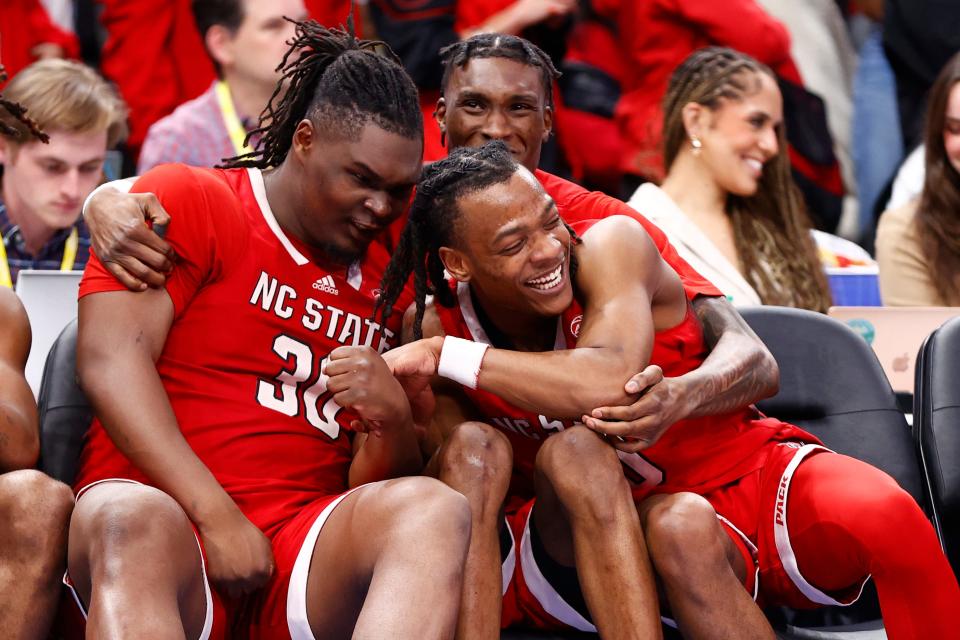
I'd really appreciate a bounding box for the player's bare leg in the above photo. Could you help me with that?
[0,470,75,640]
[304,476,470,639]
[534,425,662,640]
[640,493,775,640]
[67,483,209,639]
[423,421,512,640]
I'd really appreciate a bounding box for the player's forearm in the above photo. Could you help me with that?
[349,424,423,487]
[478,346,642,418]
[681,297,779,418]
[78,338,241,527]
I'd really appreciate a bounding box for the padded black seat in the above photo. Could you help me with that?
[36,318,92,485]
[914,316,960,576]
[741,306,923,638]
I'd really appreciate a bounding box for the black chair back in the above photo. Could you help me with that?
[740,306,923,634]
[36,318,92,485]
[914,316,960,574]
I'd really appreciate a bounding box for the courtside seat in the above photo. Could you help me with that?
[741,305,924,639]
[914,316,960,577]
[36,318,92,485]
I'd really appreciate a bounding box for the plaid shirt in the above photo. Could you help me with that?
[137,81,259,173]
[0,201,91,286]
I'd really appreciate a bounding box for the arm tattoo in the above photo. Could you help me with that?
[686,297,779,417]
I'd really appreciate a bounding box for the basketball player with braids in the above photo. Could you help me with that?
[379,141,960,639]
[66,22,469,638]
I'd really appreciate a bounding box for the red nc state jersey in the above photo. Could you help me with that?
[436,218,817,505]
[75,165,412,536]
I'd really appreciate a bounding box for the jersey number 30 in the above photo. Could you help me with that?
[256,335,343,439]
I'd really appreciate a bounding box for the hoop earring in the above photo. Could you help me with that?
[691,136,702,156]
[440,128,446,147]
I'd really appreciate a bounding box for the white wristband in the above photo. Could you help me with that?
[437,336,489,389]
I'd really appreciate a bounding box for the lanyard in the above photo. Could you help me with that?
[215,80,254,157]
[0,226,78,288]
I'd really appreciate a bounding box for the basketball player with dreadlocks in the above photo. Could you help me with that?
[65,22,469,639]
[379,141,960,639]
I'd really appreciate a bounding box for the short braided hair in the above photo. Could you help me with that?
[223,19,422,169]
[375,141,578,338]
[439,33,561,109]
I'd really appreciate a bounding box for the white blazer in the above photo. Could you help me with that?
[627,183,763,307]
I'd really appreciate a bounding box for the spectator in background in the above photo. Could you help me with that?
[0,0,79,84]
[883,0,960,152]
[0,287,75,639]
[876,52,960,307]
[0,59,126,288]
[98,0,214,163]
[597,0,796,188]
[627,47,843,312]
[137,0,307,173]
[850,0,904,241]
[601,0,845,233]
[369,0,576,163]
[755,0,859,238]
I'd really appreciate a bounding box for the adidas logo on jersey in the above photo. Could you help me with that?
[312,275,339,295]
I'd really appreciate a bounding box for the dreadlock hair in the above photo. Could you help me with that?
[662,47,832,313]
[375,141,579,340]
[439,33,561,110]
[222,19,422,169]
[0,64,48,143]
[915,50,960,305]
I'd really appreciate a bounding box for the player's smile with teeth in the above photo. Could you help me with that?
[525,262,564,291]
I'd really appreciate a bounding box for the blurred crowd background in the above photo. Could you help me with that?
[3,0,960,308]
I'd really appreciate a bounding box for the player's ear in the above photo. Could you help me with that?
[291,119,315,160]
[439,246,471,282]
[434,98,447,147]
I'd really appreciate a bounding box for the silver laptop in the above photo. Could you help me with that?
[15,270,83,397]
[828,306,960,393]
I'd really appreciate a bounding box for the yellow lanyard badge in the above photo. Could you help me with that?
[215,80,254,157]
[0,226,78,288]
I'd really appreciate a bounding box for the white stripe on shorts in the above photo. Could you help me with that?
[518,507,597,633]
[773,444,871,607]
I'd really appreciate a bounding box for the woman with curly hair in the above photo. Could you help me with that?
[876,51,960,306]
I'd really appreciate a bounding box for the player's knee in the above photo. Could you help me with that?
[387,476,472,539]
[536,425,621,493]
[0,470,74,550]
[80,486,192,561]
[645,493,726,579]
[440,421,512,490]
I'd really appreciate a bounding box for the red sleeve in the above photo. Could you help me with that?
[538,171,722,300]
[98,0,214,152]
[667,0,794,72]
[26,0,79,56]
[80,165,247,316]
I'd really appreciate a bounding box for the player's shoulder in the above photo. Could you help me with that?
[579,214,651,244]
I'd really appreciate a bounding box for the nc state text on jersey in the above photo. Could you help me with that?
[248,271,395,352]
